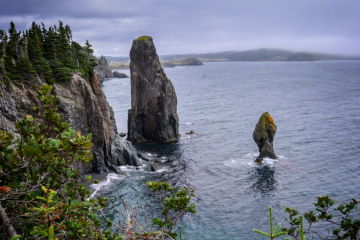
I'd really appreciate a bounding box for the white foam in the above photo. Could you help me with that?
[224,153,286,168]
[184,122,195,125]
[90,173,125,198]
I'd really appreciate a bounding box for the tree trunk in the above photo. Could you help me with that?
[0,204,18,238]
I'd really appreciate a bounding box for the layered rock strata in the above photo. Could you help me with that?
[253,112,277,161]
[127,36,180,142]
[95,55,114,83]
[0,73,141,173]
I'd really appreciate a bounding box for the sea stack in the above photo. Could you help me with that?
[94,55,114,83]
[127,36,180,142]
[253,112,277,161]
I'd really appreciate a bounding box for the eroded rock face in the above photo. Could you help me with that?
[0,73,141,173]
[95,56,114,83]
[127,36,180,142]
[253,112,277,161]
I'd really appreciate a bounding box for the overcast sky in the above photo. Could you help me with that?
[0,0,359,56]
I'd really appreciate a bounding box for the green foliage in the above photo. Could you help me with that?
[146,181,196,239]
[0,21,97,86]
[282,196,359,240]
[0,84,121,239]
[253,207,288,239]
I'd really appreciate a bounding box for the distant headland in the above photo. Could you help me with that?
[105,48,360,69]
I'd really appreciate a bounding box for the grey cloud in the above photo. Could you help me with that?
[0,0,359,56]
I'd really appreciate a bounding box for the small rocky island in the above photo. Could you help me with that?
[127,36,180,142]
[174,57,204,66]
[253,112,277,161]
[113,71,129,78]
[95,55,114,83]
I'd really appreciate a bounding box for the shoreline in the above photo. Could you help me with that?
[80,172,109,193]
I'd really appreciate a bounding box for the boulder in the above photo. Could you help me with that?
[113,71,129,78]
[151,163,161,172]
[253,112,277,161]
[95,56,113,83]
[127,36,180,142]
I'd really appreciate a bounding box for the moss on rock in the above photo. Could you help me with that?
[134,36,152,42]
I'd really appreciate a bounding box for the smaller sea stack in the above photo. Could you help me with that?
[253,112,277,161]
[127,36,180,142]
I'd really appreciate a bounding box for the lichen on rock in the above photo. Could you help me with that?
[253,112,277,161]
[127,36,180,142]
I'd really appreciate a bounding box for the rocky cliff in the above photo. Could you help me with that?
[127,36,180,142]
[95,56,114,83]
[0,73,141,174]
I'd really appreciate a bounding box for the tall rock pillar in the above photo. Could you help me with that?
[127,36,180,142]
[253,112,277,161]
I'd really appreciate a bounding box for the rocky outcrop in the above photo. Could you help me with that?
[253,112,277,161]
[161,62,175,68]
[95,56,114,83]
[175,57,203,66]
[0,73,141,174]
[113,71,129,78]
[127,36,180,142]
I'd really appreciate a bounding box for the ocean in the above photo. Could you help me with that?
[94,61,360,239]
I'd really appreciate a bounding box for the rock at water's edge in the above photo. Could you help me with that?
[0,73,141,174]
[95,56,114,83]
[253,112,277,161]
[113,71,129,78]
[127,36,180,142]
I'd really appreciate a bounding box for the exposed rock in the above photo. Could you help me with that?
[186,131,195,134]
[95,56,114,83]
[151,163,161,172]
[121,139,142,166]
[127,36,180,142]
[113,71,129,78]
[0,73,141,174]
[137,152,152,161]
[253,112,277,161]
[174,57,203,66]
[120,132,126,137]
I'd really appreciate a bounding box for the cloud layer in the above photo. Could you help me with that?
[1,0,359,56]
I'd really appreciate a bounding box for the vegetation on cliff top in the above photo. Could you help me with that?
[134,36,152,42]
[0,21,97,88]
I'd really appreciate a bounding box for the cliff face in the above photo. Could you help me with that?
[127,36,180,142]
[95,56,114,83]
[0,73,141,173]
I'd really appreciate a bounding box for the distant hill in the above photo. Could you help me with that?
[286,53,316,61]
[104,49,360,63]
[159,49,360,62]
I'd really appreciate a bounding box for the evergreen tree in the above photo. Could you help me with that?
[0,21,98,84]
[4,22,21,80]
[16,36,36,79]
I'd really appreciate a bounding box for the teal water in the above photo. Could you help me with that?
[96,61,360,239]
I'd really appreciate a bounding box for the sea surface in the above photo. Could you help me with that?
[94,61,360,239]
